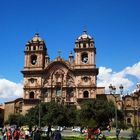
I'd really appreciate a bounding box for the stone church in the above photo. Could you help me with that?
[3,31,140,129]
[20,31,105,114]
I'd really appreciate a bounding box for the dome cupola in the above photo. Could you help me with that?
[75,31,95,49]
[25,33,46,51]
[78,30,92,40]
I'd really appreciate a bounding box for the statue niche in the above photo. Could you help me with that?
[53,69,64,86]
[66,75,74,101]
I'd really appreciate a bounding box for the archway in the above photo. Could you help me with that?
[29,91,34,99]
[83,91,89,98]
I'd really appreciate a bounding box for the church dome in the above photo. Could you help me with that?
[77,31,93,40]
[25,33,47,51]
[75,31,95,49]
[31,33,43,42]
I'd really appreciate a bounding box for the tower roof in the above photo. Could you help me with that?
[31,33,43,42]
[27,33,44,44]
[77,31,93,40]
[25,33,47,52]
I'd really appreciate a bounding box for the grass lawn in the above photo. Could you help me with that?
[62,136,85,140]
[62,136,129,140]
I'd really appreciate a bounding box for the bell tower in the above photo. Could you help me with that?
[74,31,99,102]
[21,33,49,106]
[74,31,96,69]
[24,33,47,70]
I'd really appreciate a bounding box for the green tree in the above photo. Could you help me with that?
[42,101,68,127]
[94,100,115,128]
[25,101,77,128]
[24,106,39,128]
[78,99,116,129]
[78,100,97,128]
[7,113,25,126]
[65,105,77,127]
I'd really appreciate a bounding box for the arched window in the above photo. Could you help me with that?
[29,91,34,99]
[56,86,61,97]
[33,46,36,50]
[83,91,89,98]
[19,102,23,112]
[127,118,131,124]
[83,43,86,48]
[67,87,74,97]
[30,54,37,65]
[81,53,88,63]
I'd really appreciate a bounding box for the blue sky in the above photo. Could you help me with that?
[0,0,140,103]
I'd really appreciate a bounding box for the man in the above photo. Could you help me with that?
[33,130,41,140]
[13,128,20,140]
[53,130,61,140]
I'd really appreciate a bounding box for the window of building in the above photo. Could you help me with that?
[29,91,34,99]
[90,43,93,47]
[30,78,35,83]
[30,54,37,65]
[81,53,88,63]
[26,46,29,51]
[83,43,86,48]
[127,118,131,124]
[126,99,131,107]
[45,90,48,97]
[39,46,43,50]
[56,86,61,97]
[67,87,74,98]
[33,46,36,50]
[83,91,89,98]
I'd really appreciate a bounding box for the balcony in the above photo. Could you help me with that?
[23,99,40,105]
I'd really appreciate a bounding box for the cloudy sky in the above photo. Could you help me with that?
[0,0,140,103]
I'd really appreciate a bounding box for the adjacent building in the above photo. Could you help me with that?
[122,84,140,128]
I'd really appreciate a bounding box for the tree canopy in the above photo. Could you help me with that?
[78,99,116,128]
[6,99,124,130]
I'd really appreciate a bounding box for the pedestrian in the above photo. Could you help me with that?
[25,129,30,140]
[33,130,41,140]
[6,129,12,140]
[47,124,52,137]
[53,130,61,140]
[13,128,20,140]
[2,129,6,140]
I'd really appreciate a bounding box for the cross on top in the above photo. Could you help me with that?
[58,50,62,57]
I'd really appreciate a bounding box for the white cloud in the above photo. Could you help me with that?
[124,62,140,79]
[0,78,23,102]
[97,61,140,94]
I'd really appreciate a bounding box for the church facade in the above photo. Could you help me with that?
[21,31,105,114]
[3,31,140,129]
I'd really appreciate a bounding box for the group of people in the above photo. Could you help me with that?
[32,128,62,140]
[1,127,20,140]
[0,126,62,140]
[46,125,62,140]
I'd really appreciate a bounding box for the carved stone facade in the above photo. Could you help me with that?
[122,84,140,128]
[21,31,105,114]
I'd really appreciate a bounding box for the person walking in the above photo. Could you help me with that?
[53,130,61,140]
[33,130,41,140]
[13,128,20,140]
[6,129,12,140]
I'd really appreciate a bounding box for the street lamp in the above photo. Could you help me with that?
[109,84,123,139]
[38,96,41,129]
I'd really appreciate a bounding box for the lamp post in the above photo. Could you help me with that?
[38,96,41,129]
[109,84,123,139]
